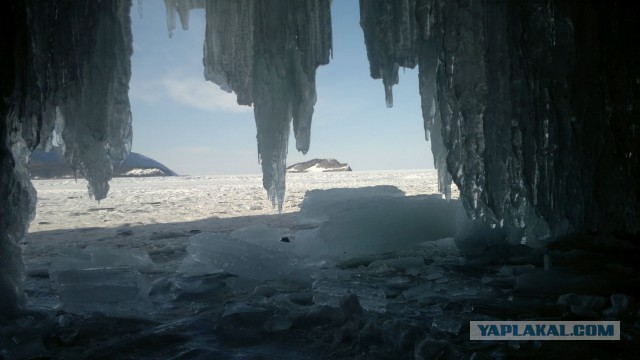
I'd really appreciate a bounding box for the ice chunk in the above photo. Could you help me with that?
[296,188,458,258]
[48,246,154,316]
[49,245,156,282]
[602,294,635,318]
[367,257,425,273]
[558,293,608,317]
[299,185,405,221]
[431,310,461,335]
[287,228,329,259]
[312,195,458,257]
[178,232,291,280]
[402,284,437,301]
[230,224,324,263]
[312,279,386,313]
[53,268,151,316]
[215,303,272,343]
[230,225,283,249]
[295,188,458,260]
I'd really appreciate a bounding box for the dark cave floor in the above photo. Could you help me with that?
[2,233,640,360]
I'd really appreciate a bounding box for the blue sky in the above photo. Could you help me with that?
[129,1,433,175]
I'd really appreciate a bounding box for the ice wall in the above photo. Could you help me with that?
[360,0,640,245]
[167,0,332,210]
[0,0,133,318]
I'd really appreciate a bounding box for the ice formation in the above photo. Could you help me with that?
[49,246,154,316]
[1,1,133,317]
[166,0,332,211]
[301,187,458,257]
[178,230,292,281]
[359,0,639,246]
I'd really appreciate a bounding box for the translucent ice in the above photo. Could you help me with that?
[178,232,291,280]
[53,268,151,317]
[299,185,405,221]
[305,193,458,258]
[30,0,134,200]
[48,246,153,316]
[1,0,134,317]
[49,245,156,283]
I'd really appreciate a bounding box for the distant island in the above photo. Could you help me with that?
[30,146,178,179]
[286,159,352,173]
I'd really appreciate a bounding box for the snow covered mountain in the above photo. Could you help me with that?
[30,146,178,179]
[286,159,352,173]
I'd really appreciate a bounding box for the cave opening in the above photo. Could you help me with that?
[1,1,639,359]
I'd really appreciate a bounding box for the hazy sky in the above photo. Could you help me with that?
[129,1,434,175]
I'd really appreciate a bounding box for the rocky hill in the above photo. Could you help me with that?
[286,159,352,173]
[30,147,178,179]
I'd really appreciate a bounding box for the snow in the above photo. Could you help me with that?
[29,170,455,233]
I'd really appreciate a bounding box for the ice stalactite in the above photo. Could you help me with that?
[26,0,133,201]
[164,0,205,37]
[359,0,419,108]
[430,0,576,245]
[0,0,133,318]
[416,0,451,200]
[360,0,639,245]
[359,0,451,199]
[168,0,332,211]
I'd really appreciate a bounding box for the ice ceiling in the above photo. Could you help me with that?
[1,0,639,318]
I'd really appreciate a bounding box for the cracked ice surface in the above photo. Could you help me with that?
[167,0,332,211]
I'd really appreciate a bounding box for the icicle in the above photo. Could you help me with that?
[164,0,177,38]
[360,0,419,107]
[201,0,332,210]
[164,0,205,37]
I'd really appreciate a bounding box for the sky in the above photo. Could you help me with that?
[129,0,434,176]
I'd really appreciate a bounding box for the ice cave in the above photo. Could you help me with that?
[1,0,639,359]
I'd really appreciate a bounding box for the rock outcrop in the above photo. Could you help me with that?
[286,159,352,173]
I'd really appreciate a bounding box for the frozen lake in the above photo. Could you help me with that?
[30,169,453,233]
[25,169,457,277]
